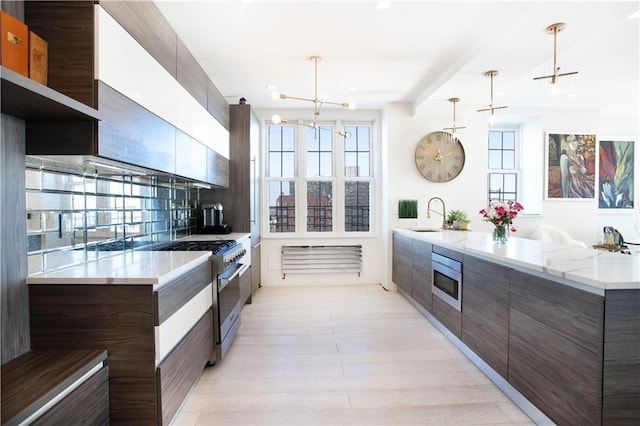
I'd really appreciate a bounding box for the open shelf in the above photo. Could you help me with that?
[1,66,100,120]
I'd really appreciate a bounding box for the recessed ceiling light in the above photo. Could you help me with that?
[267,84,277,91]
[377,1,390,10]
[346,86,356,92]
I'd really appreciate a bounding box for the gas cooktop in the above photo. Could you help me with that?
[95,239,237,255]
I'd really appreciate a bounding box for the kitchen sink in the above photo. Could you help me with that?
[411,228,442,232]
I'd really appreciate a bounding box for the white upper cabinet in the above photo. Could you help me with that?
[95,6,229,158]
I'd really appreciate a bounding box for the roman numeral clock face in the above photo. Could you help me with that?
[415,131,466,182]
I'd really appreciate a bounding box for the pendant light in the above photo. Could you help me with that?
[477,70,507,126]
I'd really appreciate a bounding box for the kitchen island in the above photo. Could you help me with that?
[27,250,215,425]
[393,228,639,426]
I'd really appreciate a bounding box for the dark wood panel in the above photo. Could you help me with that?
[99,0,177,78]
[177,38,208,108]
[508,271,604,426]
[207,79,230,130]
[98,81,176,173]
[26,120,95,155]
[157,310,213,425]
[207,147,230,188]
[25,1,96,108]
[461,256,510,378]
[1,66,101,119]
[1,114,29,363]
[1,349,107,425]
[154,261,212,325]
[240,266,251,306]
[29,284,158,424]
[603,289,640,425]
[392,233,412,294]
[432,295,461,337]
[411,239,432,312]
[32,366,110,426]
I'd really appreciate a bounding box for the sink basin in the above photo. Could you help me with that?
[410,228,442,232]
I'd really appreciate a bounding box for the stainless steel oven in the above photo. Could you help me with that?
[432,252,463,312]
[216,261,248,360]
[147,239,246,364]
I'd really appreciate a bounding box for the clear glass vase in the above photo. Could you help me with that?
[492,224,509,243]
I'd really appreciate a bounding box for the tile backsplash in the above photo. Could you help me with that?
[26,157,200,274]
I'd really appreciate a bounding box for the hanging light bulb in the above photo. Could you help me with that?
[443,97,465,142]
[271,55,355,138]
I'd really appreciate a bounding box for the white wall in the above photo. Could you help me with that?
[386,101,640,250]
[255,101,638,290]
[255,107,387,288]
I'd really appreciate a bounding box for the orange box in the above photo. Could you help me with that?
[29,30,48,85]
[0,11,28,77]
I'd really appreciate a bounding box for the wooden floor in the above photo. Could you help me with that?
[172,284,534,425]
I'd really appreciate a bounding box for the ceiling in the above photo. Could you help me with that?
[154,0,639,120]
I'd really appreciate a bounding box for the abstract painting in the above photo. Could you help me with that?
[598,140,634,209]
[546,132,597,199]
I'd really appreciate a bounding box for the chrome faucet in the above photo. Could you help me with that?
[427,197,447,229]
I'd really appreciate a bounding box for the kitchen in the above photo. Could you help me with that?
[1,1,639,425]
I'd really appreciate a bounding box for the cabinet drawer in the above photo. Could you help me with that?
[157,309,214,425]
[32,366,109,426]
[154,260,212,325]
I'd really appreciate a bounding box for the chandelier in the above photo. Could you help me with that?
[271,56,355,137]
[533,22,578,88]
[477,70,507,125]
[443,97,465,141]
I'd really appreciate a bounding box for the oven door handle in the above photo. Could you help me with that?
[218,263,249,291]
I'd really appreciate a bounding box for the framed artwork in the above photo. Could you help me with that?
[598,140,634,209]
[545,132,597,200]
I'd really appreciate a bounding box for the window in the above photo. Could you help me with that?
[487,129,519,204]
[266,121,373,234]
[267,126,296,232]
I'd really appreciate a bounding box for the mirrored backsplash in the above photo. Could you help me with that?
[26,157,200,274]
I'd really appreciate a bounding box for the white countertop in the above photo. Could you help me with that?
[26,233,252,288]
[395,228,640,293]
[27,251,212,288]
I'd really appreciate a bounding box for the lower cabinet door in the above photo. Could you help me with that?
[156,309,214,425]
[32,366,110,426]
[508,270,604,425]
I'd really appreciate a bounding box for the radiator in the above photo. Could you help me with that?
[281,245,362,279]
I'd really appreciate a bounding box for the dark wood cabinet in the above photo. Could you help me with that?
[392,233,412,294]
[240,267,252,306]
[461,255,510,378]
[603,289,640,425]
[1,349,109,426]
[29,261,214,425]
[411,239,432,312]
[14,1,230,185]
[392,231,638,425]
[509,270,604,426]
[211,104,261,304]
[431,294,461,337]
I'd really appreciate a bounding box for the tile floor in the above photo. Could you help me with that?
[172,284,534,425]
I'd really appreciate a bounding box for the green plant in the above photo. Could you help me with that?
[447,209,470,224]
[398,199,418,219]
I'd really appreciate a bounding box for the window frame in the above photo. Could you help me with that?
[264,119,375,236]
[487,126,521,205]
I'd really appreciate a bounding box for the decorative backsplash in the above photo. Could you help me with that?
[25,157,201,274]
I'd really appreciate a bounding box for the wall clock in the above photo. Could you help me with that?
[415,131,466,182]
